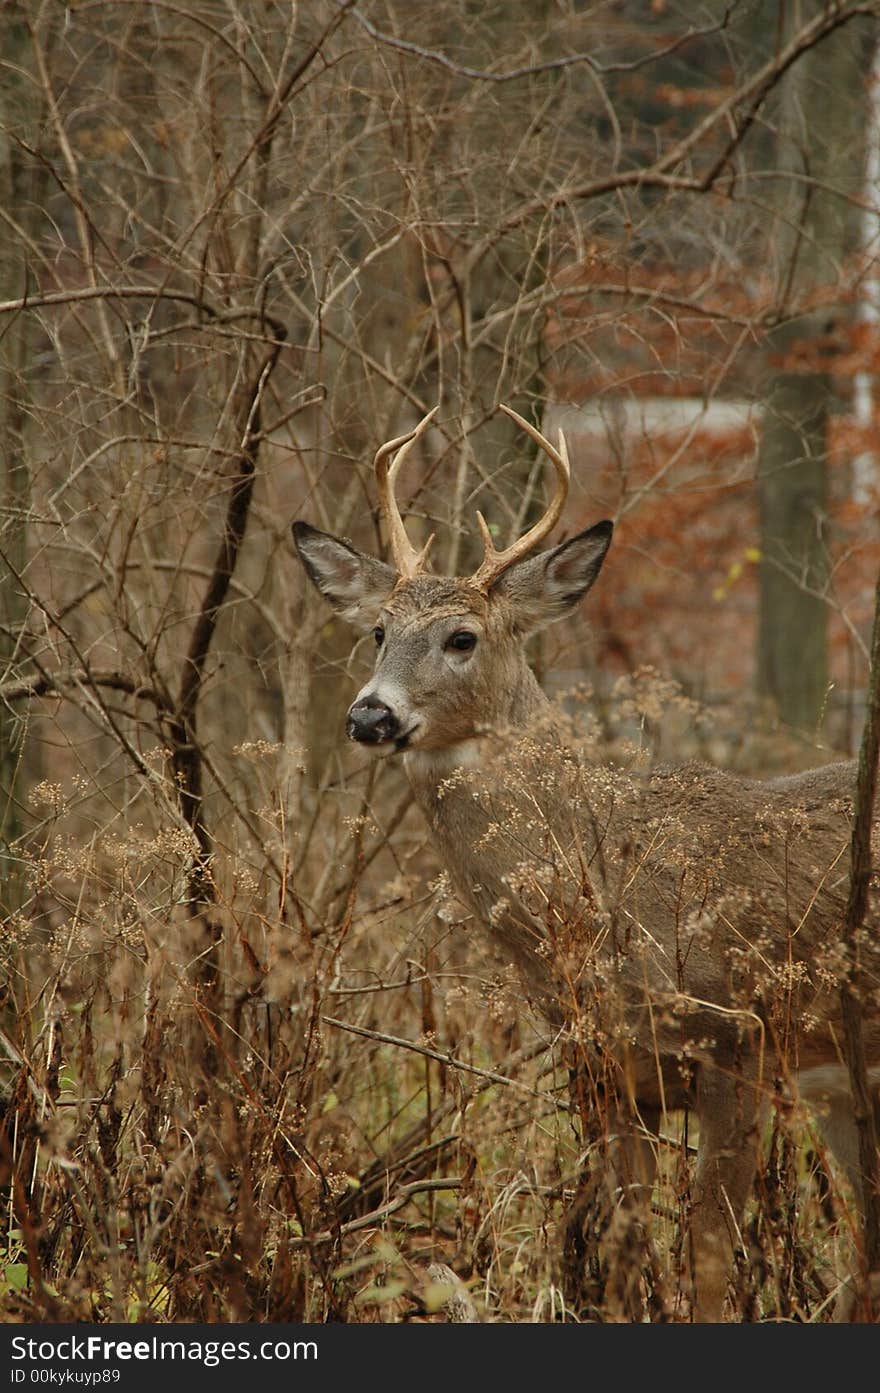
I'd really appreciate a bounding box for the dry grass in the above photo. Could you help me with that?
[0,682,863,1324]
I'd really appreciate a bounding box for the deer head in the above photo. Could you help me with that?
[293,405,613,754]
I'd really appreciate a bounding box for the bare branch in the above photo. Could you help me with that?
[346,3,737,83]
[323,1015,565,1105]
[0,667,167,709]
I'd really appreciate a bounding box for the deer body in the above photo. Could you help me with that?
[293,405,880,1320]
[407,740,863,1055]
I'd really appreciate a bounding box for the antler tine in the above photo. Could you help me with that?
[373,406,439,579]
[469,403,570,591]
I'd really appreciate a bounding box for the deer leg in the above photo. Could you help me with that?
[562,1100,660,1320]
[688,1064,763,1322]
[607,1103,660,1210]
[798,1064,880,1320]
[602,1103,661,1321]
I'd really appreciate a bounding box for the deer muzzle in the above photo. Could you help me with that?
[346,695,400,745]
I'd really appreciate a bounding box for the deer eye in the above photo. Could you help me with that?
[373,625,385,647]
[446,630,477,653]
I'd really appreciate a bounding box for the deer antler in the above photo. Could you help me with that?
[468,403,570,591]
[374,407,439,579]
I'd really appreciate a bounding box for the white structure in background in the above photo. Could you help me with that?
[853,37,880,504]
[548,395,757,439]
[546,396,759,479]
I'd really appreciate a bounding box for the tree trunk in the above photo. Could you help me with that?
[756,6,870,732]
[757,347,831,731]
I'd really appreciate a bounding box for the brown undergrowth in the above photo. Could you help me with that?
[0,676,866,1322]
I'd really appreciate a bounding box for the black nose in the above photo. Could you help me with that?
[346,696,400,745]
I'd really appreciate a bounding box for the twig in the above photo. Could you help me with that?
[284,1178,463,1250]
[322,1015,562,1104]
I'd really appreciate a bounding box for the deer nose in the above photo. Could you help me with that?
[346,695,400,744]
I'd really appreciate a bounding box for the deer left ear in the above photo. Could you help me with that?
[491,520,613,633]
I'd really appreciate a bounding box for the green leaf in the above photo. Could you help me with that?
[3,1263,29,1291]
[354,1279,406,1305]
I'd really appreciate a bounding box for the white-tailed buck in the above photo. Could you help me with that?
[293,405,880,1321]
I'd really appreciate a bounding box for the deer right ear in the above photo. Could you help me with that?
[292,521,396,628]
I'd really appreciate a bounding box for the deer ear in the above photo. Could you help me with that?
[292,521,396,628]
[491,520,613,634]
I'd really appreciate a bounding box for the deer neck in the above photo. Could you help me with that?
[402,664,564,998]
[403,663,551,791]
